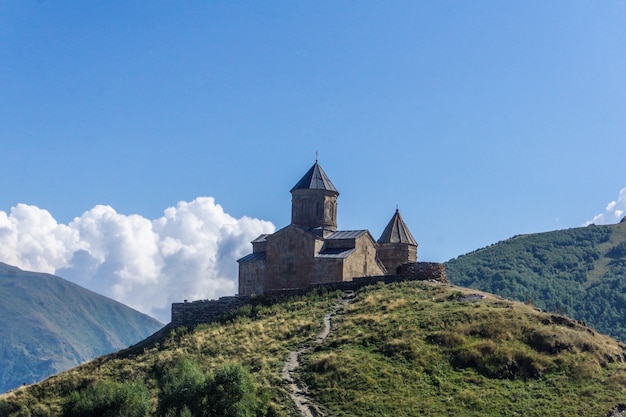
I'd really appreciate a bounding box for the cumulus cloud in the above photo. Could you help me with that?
[584,187,626,226]
[0,198,275,322]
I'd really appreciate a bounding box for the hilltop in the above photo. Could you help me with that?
[2,281,626,416]
[0,262,163,393]
[445,218,626,341]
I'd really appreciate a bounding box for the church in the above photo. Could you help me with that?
[237,161,419,295]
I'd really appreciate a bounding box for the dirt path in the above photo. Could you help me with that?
[281,291,355,417]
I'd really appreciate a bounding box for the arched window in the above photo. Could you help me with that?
[324,201,331,221]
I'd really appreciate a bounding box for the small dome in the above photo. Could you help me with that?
[378,209,417,246]
[290,161,338,193]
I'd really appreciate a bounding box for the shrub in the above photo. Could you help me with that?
[308,352,340,373]
[205,363,260,417]
[157,357,207,417]
[62,379,150,417]
[525,330,573,354]
[0,399,19,417]
[607,242,626,259]
[157,358,264,417]
[379,338,419,361]
[426,331,465,348]
[451,342,546,379]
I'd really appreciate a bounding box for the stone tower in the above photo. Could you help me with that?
[290,161,339,232]
[377,209,418,273]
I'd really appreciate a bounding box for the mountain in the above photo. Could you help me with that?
[1,282,625,416]
[0,262,163,393]
[445,218,626,342]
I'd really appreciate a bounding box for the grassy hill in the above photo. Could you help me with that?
[2,281,626,416]
[0,262,163,394]
[445,218,626,342]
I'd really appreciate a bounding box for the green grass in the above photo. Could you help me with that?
[445,220,626,341]
[586,222,626,287]
[0,288,341,416]
[301,282,626,416]
[2,282,626,416]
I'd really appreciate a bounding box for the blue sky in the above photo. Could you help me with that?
[1,2,625,321]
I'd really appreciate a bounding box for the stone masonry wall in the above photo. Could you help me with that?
[377,243,417,274]
[171,296,251,327]
[171,262,446,327]
[397,261,448,283]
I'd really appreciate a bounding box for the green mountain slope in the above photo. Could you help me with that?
[1,282,626,416]
[445,218,626,342]
[0,262,163,393]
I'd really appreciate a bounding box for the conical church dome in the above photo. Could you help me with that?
[378,209,417,246]
[290,161,338,193]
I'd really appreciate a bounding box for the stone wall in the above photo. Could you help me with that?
[171,296,251,327]
[397,261,448,283]
[377,243,417,274]
[171,262,446,327]
[264,226,321,291]
[238,257,266,296]
[349,234,387,278]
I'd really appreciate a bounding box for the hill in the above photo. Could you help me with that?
[445,218,626,342]
[0,262,163,393]
[1,281,626,416]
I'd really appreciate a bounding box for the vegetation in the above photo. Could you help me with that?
[302,282,626,416]
[156,358,262,417]
[0,288,340,416]
[62,380,150,417]
[2,282,626,416]
[445,220,626,341]
[0,262,163,393]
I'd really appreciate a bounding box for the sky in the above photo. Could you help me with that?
[1,1,626,322]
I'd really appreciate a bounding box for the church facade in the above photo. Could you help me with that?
[237,161,418,296]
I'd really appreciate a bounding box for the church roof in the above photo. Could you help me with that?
[290,161,338,193]
[251,234,270,243]
[378,209,417,246]
[237,252,266,263]
[316,248,356,258]
[326,230,368,240]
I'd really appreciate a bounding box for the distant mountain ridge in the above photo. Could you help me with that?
[0,262,163,393]
[445,218,626,341]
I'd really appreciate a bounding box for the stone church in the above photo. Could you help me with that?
[237,161,418,296]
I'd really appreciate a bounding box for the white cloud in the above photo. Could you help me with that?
[584,187,626,226]
[0,198,275,322]
[0,204,83,272]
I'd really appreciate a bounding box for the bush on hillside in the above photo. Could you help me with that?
[158,357,265,417]
[62,379,150,417]
[157,357,207,417]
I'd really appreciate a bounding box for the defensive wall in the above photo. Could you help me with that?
[171,262,446,327]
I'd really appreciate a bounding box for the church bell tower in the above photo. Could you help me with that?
[290,161,339,232]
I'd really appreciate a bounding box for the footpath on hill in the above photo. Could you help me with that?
[281,290,355,417]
